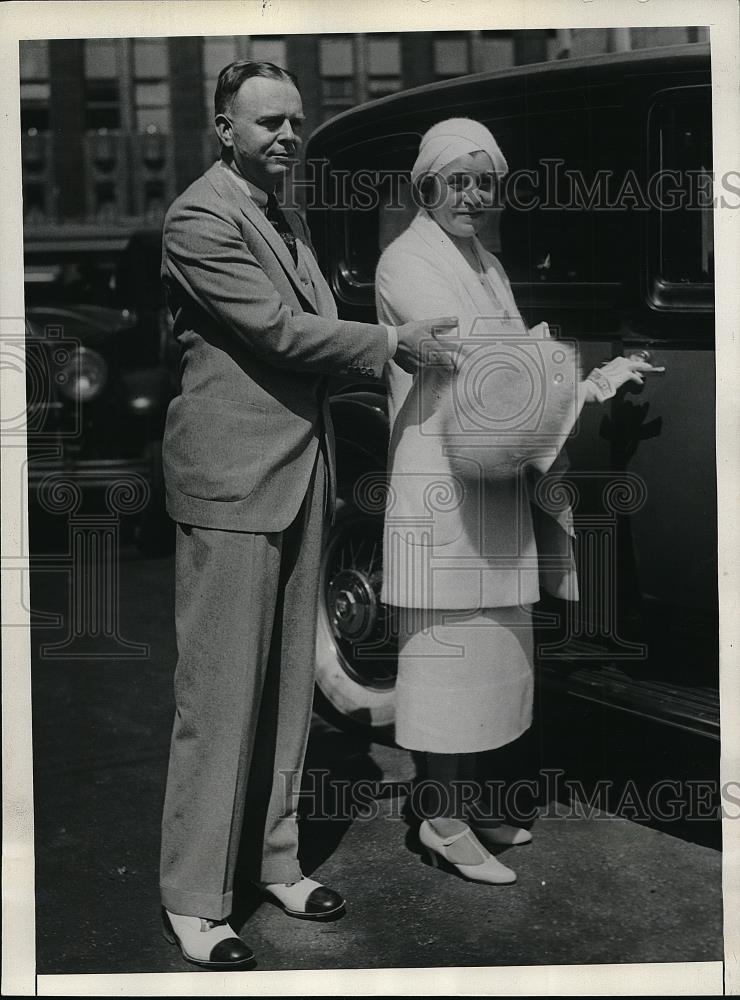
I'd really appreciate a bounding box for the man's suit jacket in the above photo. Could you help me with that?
[161,160,390,532]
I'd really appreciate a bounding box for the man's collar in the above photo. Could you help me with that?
[220,159,270,209]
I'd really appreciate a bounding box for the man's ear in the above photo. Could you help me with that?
[215,114,233,148]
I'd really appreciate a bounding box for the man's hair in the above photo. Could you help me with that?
[214,61,300,118]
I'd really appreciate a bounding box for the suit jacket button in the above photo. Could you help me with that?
[368,368,375,376]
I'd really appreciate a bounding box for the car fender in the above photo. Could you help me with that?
[329,389,389,500]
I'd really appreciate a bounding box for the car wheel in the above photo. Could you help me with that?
[315,499,398,735]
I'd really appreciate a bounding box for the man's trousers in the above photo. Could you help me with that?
[159,453,327,920]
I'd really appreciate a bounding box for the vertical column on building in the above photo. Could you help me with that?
[286,35,321,140]
[554,29,573,60]
[118,40,136,217]
[513,30,548,65]
[353,35,368,105]
[607,29,632,52]
[400,33,434,90]
[687,27,710,43]
[168,37,207,195]
[469,31,482,74]
[285,34,321,214]
[48,40,87,221]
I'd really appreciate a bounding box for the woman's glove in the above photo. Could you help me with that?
[584,355,665,402]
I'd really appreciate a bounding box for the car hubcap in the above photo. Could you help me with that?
[321,512,397,690]
[329,569,377,643]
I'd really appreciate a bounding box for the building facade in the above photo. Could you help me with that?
[20,28,707,242]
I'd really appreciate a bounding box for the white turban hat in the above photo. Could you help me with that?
[410,117,508,187]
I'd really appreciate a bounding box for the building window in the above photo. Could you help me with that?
[367,34,401,97]
[320,36,354,110]
[251,35,286,67]
[133,38,170,133]
[84,39,121,132]
[434,35,469,78]
[203,36,239,117]
[476,32,515,72]
[19,40,50,134]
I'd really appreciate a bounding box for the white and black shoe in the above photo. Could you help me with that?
[161,908,255,969]
[258,877,345,920]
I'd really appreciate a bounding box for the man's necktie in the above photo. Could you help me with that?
[265,192,298,266]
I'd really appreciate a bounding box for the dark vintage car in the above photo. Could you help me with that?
[306,44,719,741]
[24,229,177,552]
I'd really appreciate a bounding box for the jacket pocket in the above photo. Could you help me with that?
[164,395,267,502]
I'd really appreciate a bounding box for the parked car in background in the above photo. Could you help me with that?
[24,228,177,553]
[306,44,719,741]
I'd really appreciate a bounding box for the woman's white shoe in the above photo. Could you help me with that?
[418,820,517,884]
[473,823,533,847]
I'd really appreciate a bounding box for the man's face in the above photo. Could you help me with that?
[216,76,305,191]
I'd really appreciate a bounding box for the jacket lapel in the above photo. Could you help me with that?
[410,211,524,330]
[205,162,319,314]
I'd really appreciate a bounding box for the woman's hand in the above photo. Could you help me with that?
[584,356,665,402]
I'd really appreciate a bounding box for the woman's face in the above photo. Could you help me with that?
[427,150,500,239]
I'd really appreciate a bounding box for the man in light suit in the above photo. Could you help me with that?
[158,60,458,969]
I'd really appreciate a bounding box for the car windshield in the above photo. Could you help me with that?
[24,231,164,311]
[24,258,121,308]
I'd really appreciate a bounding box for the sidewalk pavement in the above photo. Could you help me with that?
[28,551,723,976]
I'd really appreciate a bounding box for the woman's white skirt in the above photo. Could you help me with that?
[394,605,534,754]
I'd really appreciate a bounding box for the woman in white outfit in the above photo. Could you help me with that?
[375,118,662,884]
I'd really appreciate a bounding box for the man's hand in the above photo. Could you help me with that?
[394,317,459,374]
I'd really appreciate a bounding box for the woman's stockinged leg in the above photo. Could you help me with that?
[468,747,534,847]
[420,752,482,846]
[469,746,506,828]
[414,750,518,880]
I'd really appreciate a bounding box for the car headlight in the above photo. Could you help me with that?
[57,347,109,402]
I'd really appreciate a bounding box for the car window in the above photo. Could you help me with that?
[338,101,636,298]
[323,79,714,323]
[649,87,713,286]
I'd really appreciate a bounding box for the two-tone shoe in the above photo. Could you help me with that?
[258,877,345,920]
[161,908,255,969]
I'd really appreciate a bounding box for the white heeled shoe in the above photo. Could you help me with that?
[473,823,533,847]
[418,820,517,884]
[162,908,254,968]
